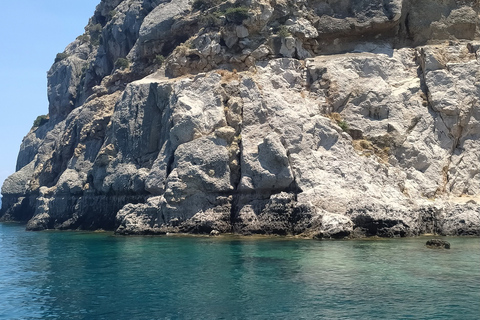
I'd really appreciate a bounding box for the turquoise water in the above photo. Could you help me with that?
[0,223,479,320]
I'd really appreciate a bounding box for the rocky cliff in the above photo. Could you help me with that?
[2,0,480,238]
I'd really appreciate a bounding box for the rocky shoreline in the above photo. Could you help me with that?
[2,0,480,238]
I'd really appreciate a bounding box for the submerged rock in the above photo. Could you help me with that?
[1,0,480,238]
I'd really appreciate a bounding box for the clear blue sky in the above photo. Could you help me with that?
[0,0,100,188]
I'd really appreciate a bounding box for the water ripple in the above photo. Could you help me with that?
[0,224,479,319]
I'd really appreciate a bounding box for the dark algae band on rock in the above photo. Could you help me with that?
[1,0,480,237]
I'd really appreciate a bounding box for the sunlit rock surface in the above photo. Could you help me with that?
[1,0,480,237]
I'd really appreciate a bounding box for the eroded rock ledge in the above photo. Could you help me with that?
[1,0,480,238]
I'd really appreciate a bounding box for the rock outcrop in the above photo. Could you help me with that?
[426,239,451,249]
[1,0,480,238]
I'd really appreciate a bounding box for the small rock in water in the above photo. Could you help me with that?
[426,239,451,249]
[210,230,220,237]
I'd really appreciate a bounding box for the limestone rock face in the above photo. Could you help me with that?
[1,0,480,237]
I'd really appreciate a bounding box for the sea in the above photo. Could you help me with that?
[0,222,479,320]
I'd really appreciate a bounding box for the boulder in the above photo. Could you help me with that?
[426,239,451,249]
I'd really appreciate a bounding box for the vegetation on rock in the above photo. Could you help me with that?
[277,25,291,38]
[224,7,250,25]
[85,23,102,46]
[32,115,49,128]
[327,113,349,133]
[337,120,349,132]
[76,34,90,43]
[54,53,69,63]
[114,58,130,70]
[154,55,165,66]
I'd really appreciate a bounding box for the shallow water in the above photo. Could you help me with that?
[0,223,479,319]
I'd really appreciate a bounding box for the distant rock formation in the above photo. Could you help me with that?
[1,0,480,237]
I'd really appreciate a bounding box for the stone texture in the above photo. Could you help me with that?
[426,239,451,249]
[1,0,480,238]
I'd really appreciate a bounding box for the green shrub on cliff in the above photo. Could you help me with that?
[200,12,222,27]
[338,120,349,132]
[76,34,90,43]
[327,112,350,132]
[115,58,130,70]
[86,23,102,46]
[54,52,69,63]
[33,115,49,128]
[277,25,291,38]
[224,7,250,25]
